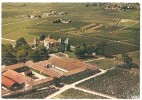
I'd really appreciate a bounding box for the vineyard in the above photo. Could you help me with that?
[53,88,107,99]
[76,68,140,99]
[5,88,58,99]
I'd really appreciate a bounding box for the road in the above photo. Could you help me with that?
[45,69,117,99]
[73,87,117,99]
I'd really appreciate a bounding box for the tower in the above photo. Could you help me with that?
[64,38,71,51]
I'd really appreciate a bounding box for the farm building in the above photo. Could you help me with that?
[2,70,34,85]
[2,54,99,97]
[48,56,97,72]
[2,75,23,90]
[25,56,98,78]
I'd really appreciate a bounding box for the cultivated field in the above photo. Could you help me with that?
[76,68,140,99]
[87,58,116,70]
[2,3,140,55]
[53,88,107,99]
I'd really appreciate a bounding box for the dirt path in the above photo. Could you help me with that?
[108,21,139,34]
[84,57,105,63]
[45,69,108,99]
[73,87,117,99]
[2,38,16,42]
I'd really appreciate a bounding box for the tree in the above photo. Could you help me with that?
[74,44,86,58]
[58,43,65,52]
[53,77,61,87]
[95,42,106,55]
[122,53,133,65]
[15,37,27,48]
[15,44,32,62]
[2,44,17,65]
[31,45,49,62]
[39,34,46,41]
[86,45,95,55]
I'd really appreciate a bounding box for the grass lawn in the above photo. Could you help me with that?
[65,51,76,59]
[76,67,140,99]
[53,88,107,99]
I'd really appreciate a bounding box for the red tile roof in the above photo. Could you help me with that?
[64,68,86,76]
[25,61,62,78]
[49,57,87,71]
[3,70,34,85]
[5,63,25,70]
[2,75,16,89]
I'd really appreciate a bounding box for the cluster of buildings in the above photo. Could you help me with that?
[33,34,71,52]
[105,4,135,11]
[23,10,68,19]
[52,18,72,24]
[43,10,68,16]
[2,54,99,97]
[24,14,41,19]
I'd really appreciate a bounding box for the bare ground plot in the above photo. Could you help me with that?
[52,88,108,99]
[76,68,140,99]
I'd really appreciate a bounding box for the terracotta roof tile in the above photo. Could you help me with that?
[25,61,62,78]
[3,70,34,85]
[2,75,16,88]
[5,63,25,70]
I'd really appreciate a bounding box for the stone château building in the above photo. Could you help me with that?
[33,34,71,52]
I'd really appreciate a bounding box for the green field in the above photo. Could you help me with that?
[2,3,140,55]
[87,58,116,70]
[53,88,107,99]
[87,50,140,70]
[76,68,140,99]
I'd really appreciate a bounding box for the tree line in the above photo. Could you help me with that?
[2,37,49,65]
[74,42,106,58]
